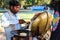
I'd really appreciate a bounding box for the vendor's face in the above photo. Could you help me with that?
[10,5,20,14]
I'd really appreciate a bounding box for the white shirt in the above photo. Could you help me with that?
[2,10,21,30]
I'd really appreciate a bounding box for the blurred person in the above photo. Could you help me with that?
[1,0,25,40]
[50,1,60,40]
[50,10,60,40]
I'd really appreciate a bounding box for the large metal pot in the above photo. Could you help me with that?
[31,11,53,36]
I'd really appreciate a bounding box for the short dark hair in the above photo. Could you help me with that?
[9,0,21,6]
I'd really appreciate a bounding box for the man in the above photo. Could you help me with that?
[2,0,25,40]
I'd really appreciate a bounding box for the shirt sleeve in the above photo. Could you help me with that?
[2,14,19,27]
[1,15,10,27]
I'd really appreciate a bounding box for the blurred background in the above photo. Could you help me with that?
[0,0,60,40]
[0,0,51,9]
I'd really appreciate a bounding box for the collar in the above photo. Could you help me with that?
[8,10,17,16]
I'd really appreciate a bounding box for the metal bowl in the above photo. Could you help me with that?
[31,11,53,36]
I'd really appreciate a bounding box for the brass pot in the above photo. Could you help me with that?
[31,11,53,36]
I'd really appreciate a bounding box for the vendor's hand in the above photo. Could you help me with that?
[26,22,30,24]
[19,19,26,24]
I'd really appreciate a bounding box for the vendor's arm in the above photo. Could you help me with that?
[2,14,18,27]
[16,14,26,24]
[2,15,10,27]
[19,19,26,24]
